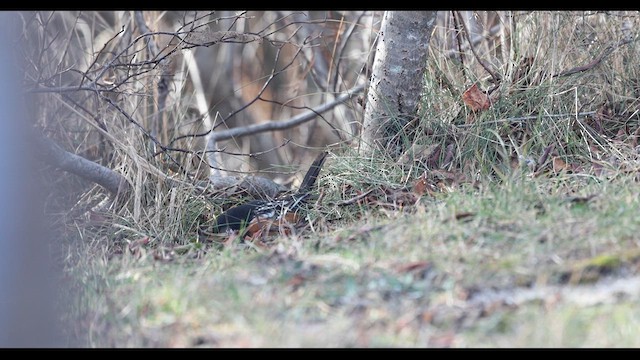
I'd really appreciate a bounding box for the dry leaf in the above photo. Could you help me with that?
[428,332,456,348]
[462,83,491,112]
[387,190,419,207]
[454,212,476,221]
[128,236,150,256]
[436,181,449,192]
[287,274,306,288]
[412,173,429,196]
[552,157,570,173]
[394,260,432,274]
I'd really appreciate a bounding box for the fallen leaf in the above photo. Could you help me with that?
[552,157,571,173]
[436,181,450,192]
[153,247,175,262]
[128,236,150,257]
[387,190,419,207]
[394,260,432,274]
[422,310,434,324]
[287,274,306,288]
[536,144,555,172]
[454,212,476,221]
[462,83,491,112]
[428,331,456,348]
[426,145,442,168]
[442,143,455,166]
[412,173,429,196]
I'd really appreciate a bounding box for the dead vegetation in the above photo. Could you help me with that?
[21,11,640,347]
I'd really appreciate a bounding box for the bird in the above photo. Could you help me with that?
[214,151,328,239]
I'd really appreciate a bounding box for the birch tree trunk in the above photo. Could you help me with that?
[361,11,438,157]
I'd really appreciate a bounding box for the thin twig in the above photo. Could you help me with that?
[451,11,465,68]
[167,83,365,147]
[133,11,173,144]
[133,11,159,57]
[60,93,108,131]
[337,189,374,206]
[79,25,126,89]
[214,43,303,132]
[100,94,191,178]
[456,111,597,128]
[553,37,635,78]
[332,11,366,93]
[444,22,503,59]
[456,11,501,84]
[205,36,302,171]
[155,140,293,175]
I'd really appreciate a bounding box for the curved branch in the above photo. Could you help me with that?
[34,132,130,196]
[210,83,365,143]
[456,11,501,84]
[553,37,635,78]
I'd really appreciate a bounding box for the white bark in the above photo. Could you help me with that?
[361,11,438,156]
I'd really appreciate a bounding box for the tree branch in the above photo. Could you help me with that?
[444,22,503,60]
[33,131,130,196]
[209,83,365,143]
[456,11,501,84]
[331,11,366,93]
[553,37,635,78]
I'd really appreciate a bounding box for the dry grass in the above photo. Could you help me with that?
[24,11,640,347]
[67,170,640,347]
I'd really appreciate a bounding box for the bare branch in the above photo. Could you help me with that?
[456,11,501,84]
[27,11,367,200]
[451,11,466,67]
[553,37,635,78]
[79,25,126,89]
[209,83,365,142]
[34,131,130,196]
[444,22,503,60]
[331,11,366,92]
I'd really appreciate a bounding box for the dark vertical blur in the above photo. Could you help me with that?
[0,12,63,347]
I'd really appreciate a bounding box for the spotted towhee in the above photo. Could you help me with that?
[214,151,328,238]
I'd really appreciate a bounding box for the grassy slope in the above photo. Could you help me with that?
[69,169,640,347]
[40,11,640,348]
